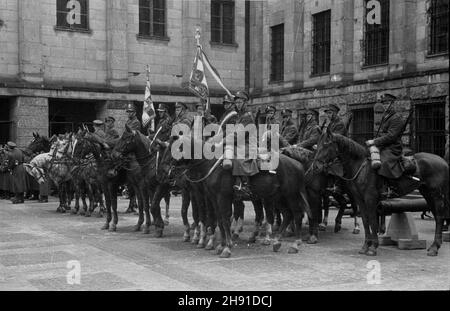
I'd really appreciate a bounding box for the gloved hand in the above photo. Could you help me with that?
[365,140,375,147]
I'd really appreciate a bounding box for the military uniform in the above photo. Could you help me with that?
[372,111,404,179]
[0,147,11,198]
[173,110,195,129]
[297,119,321,150]
[126,116,142,132]
[327,117,347,136]
[280,119,298,146]
[7,143,28,203]
[150,114,173,142]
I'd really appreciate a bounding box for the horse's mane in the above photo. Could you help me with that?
[332,134,368,159]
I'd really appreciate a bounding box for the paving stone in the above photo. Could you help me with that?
[0,251,74,267]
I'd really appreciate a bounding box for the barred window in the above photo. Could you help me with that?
[270,24,284,82]
[428,0,449,55]
[56,0,89,31]
[351,108,374,146]
[312,10,331,75]
[139,0,166,38]
[211,0,235,44]
[363,0,389,66]
[415,100,446,157]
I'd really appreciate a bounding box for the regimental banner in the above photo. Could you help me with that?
[188,47,209,100]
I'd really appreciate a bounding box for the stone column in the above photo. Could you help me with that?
[106,0,129,91]
[330,0,354,84]
[18,0,43,83]
[10,97,48,148]
[249,0,264,94]
[389,0,417,75]
[290,0,305,89]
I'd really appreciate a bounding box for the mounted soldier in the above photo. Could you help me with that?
[125,103,143,133]
[365,93,410,197]
[297,108,321,150]
[172,102,195,131]
[222,90,259,197]
[6,141,28,204]
[265,105,278,129]
[218,94,237,126]
[90,119,110,150]
[105,116,120,141]
[149,104,173,147]
[325,104,347,136]
[279,109,298,147]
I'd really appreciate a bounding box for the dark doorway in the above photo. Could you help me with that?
[0,97,12,145]
[49,99,100,136]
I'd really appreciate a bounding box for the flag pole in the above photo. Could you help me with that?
[195,28,209,115]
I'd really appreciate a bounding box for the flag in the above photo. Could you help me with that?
[201,49,233,98]
[143,68,155,131]
[188,47,209,101]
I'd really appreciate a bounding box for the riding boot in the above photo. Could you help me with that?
[12,193,24,204]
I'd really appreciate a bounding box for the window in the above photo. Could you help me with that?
[363,0,389,66]
[139,0,166,38]
[351,108,374,146]
[270,24,284,82]
[415,100,446,157]
[56,0,89,32]
[211,0,235,44]
[428,0,449,55]
[312,10,331,75]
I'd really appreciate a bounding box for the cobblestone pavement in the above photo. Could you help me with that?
[0,196,448,291]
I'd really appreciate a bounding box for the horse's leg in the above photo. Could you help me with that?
[72,182,80,214]
[273,207,291,252]
[319,192,329,231]
[420,187,445,256]
[231,200,245,240]
[85,184,95,217]
[150,184,166,238]
[288,199,304,254]
[273,206,281,232]
[205,195,217,251]
[163,191,170,225]
[196,187,207,249]
[261,199,274,245]
[110,182,119,232]
[80,187,88,216]
[306,187,320,244]
[217,194,233,258]
[142,186,152,234]
[191,190,200,244]
[181,188,191,242]
[101,182,112,230]
[350,194,360,234]
[248,199,263,243]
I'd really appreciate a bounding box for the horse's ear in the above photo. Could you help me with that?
[49,135,57,144]
[125,124,132,133]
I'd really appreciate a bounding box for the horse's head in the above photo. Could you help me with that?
[313,127,340,172]
[27,132,51,154]
[24,154,49,184]
[50,134,72,158]
[111,124,140,160]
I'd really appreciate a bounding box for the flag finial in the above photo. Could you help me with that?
[195,27,201,46]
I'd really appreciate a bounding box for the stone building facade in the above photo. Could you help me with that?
[0,0,246,147]
[247,0,449,156]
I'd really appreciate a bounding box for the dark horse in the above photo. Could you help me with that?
[314,130,449,256]
[111,125,169,236]
[165,135,312,257]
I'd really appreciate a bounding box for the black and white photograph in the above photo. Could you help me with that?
[0,0,448,296]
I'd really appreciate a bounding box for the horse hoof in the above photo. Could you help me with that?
[65,205,71,210]
[261,238,271,246]
[307,235,318,244]
[183,234,190,242]
[191,238,199,245]
[133,225,141,232]
[353,228,360,234]
[154,229,163,238]
[96,212,103,218]
[84,213,91,218]
[101,223,109,230]
[319,223,326,231]
[366,249,377,256]
[358,246,369,255]
[215,245,224,255]
[109,225,117,232]
[248,235,257,244]
[288,246,299,254]
[197,241,206,249]
[143,227,150,234]
[219,247,231,258]
[334,224,341,233]
[427,248,438,256]
[71,209,78,215]
[273,241,282,252]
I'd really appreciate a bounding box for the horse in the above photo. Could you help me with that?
[71,129,106,217]
[25,134,74,212]
[111,125,170,236]
[165,135,312,258]
[314,129,449,256]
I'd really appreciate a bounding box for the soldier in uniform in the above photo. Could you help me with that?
[172,102,194,130]
[126,103,143,133]
[90,119,110,149]
[6,141,28,204]
[0,144,11,199]
[279,109,298,147]
[324,104,347,136]
[105,116,120,141]
[149,104,173,145]
[219,95,237,126]
[365,94,405,181]
[265,105,278,129]
[297,109,321,150]
[223,90,259,196]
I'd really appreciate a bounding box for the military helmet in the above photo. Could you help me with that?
[126,103,136,112]
[223,94,235,104]
[265,105,276,114]
[324,104,340,113]
[93,120,104,126]
[157,104,168,112]
[235,90,249,101]
[7,141,16,148]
